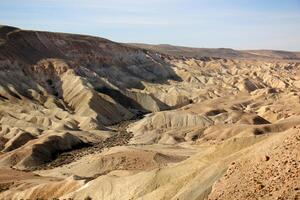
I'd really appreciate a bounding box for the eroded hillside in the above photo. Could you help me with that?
[0,26,299,200]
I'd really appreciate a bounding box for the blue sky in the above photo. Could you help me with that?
[0,0,299,50]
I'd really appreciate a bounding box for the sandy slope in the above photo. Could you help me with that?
[0,25,299,199]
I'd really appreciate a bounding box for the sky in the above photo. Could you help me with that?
[0,0,300,51]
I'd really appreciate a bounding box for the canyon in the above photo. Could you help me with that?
[0,25,299,200]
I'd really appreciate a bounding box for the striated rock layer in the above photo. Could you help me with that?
[0,25,299,200]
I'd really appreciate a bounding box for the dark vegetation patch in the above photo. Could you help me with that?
[31,121,134,171]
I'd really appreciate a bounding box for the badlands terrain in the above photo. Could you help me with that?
[0,25,299,200]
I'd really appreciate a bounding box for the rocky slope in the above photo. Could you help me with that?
[0,25,299,200]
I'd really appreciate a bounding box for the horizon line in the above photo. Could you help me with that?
[1,23,300,52]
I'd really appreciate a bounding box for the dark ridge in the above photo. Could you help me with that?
[95,86,146,112]
[0,25,20,38]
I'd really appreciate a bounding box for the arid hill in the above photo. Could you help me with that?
[0,25,299,200]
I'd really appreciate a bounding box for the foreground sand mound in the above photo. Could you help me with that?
[36,146,188,179]
[0,174,84,200]
[208,128,300,200]
[59,127,298,200]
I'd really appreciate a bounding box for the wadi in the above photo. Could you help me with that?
[0,25,299,200]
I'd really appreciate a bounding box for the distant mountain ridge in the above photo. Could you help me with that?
[2,25,298,60]
[129,43,300,60]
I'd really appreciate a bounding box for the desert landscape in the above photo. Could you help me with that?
[0,25,299,200]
